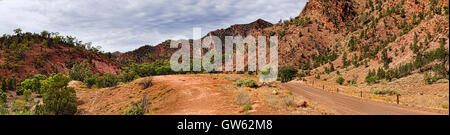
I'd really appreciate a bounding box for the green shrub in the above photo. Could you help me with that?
[424,72,437,84]
[20,74,47,94]
[0,91,6,103]
[12,100,27,113]
[347,79,357,85]
[381,49,392,69]
[365,76,379,84]
[85,73,98,88]
[0,104,8,115]
[279,67,298,83]
[68,61,93,83]
[96,73,119,88]
[41,73,77,115]
[16,88,24,96]
[139,78,152,89]
[336,77,345,85]
[124,105,145,115]
[119,70,139,83]
[234,78,258,88]
[372,89,401,95]
[23,89,32,101]
[315,74,321,79]
[436,79,449,83]
[122,60,174,78]
[242,104,252,111]
[0,79,6,92]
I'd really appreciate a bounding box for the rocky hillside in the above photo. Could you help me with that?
[0,30,121,80]
[249,0,449,83]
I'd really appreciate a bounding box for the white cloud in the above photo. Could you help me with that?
[0,0,307,52]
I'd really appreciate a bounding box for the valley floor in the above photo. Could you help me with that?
[76,74,329,115]
[75,74,448,115]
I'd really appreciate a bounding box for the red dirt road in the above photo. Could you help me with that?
[282,82,448,115]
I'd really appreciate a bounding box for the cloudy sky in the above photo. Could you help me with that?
[0,0,307,52]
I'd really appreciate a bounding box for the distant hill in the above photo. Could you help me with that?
[116,19,274,65]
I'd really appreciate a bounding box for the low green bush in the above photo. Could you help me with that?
[41,73,77,115]
[124,105,145,115]
[437,79,449,83]
[96,73,119,88]
[336,77,345,85]
[12,100,27,113]
[234,78,258,88]
[0,91,6,103]
[242,104,252,111]
[372,89,401,95]
[279,67,298,83]
[365,76,379,84]
[23,89,32,101]
[0,104,8,115]
[424,72,438,84]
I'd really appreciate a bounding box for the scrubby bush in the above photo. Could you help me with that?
[424,72,438,84]
[234,89,251,105]
[0,91,6,103]
[342,52,350,68]
[279,67,298,83]
[234,78,258,88]
[12,100,27,113]
[315,74,321,79]
[41,73,77,115]
[124,105,146,115]
[118,60,175,82]
[347,79,357,85]
[372,89,400,95]
[85,73,98,88]
[436,79,449,83]
[124,97,149,115]
[20,74,47,94]
[95,73,119,88]
[381,49,392,69]
[336,77,345,85]
[139,78,152,89]
[68,61,93,82]
[119,70,139,83]
[0,79,6,92]
[23,89,32,101]
[16,88,24,96]
[365,76,379,84]
[242,104,252,111]
[365,69,380,84]
[0,104,8,115]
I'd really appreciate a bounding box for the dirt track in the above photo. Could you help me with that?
[282,82,449,115]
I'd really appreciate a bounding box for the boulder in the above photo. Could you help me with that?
[296,100,307,107]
